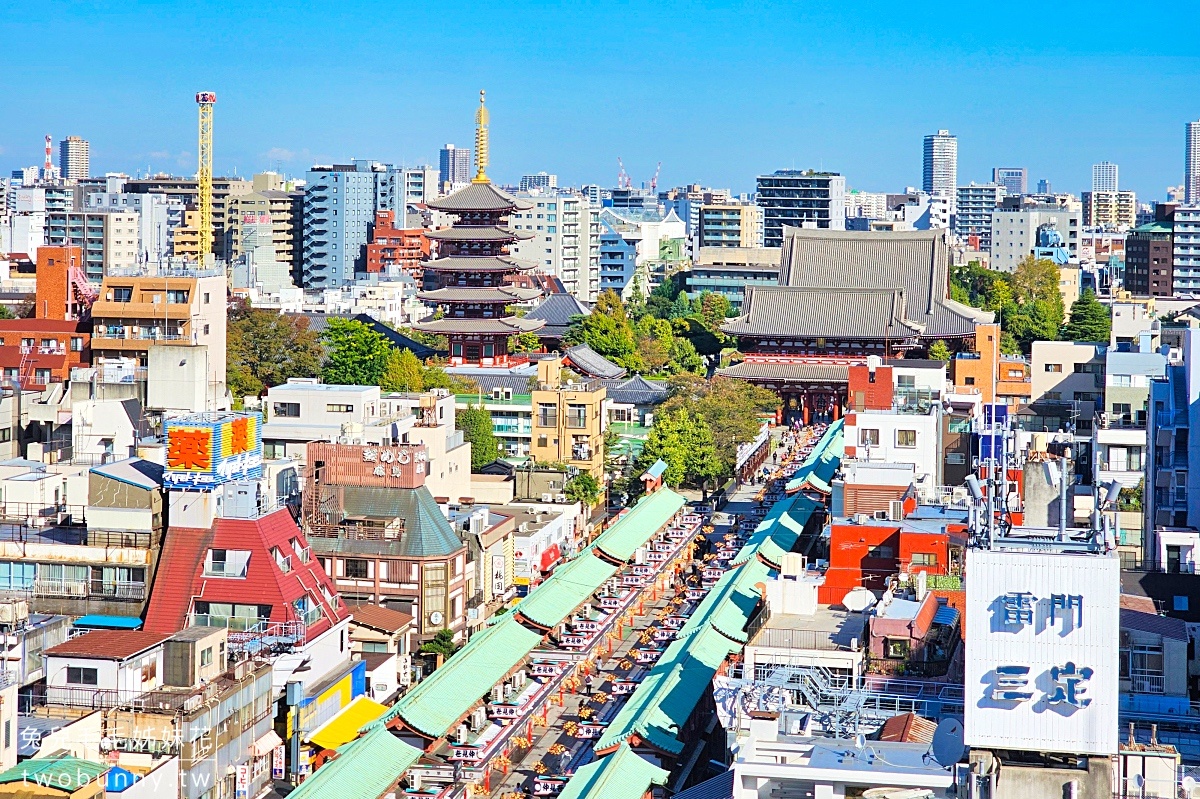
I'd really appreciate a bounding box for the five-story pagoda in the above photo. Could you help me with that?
[414,91,544,365]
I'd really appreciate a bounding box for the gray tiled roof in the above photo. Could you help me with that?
[773,228,992,338]
[525,294,591,335]
[602,375,668,405]
[723,286,924,340]
[564,344,626,379]
[412,316,545,334]
[423,255,538,272]
[322,486,465,557]
[426,225,534,241]
[425,182,534,212]
[416,286,542,303]
[716,361,850,383]
[1120,608,1188,641]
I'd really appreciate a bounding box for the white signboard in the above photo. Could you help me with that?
[965,549,1119,756]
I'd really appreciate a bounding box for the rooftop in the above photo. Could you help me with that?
[45,630,171,660]
[751,605,865,651]
[349,603,415,633]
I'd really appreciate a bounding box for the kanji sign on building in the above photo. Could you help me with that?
[164,412,263,490]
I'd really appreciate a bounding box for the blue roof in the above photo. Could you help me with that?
[642,459,668,480]
[73,615,143,630]
[932,605,960,627]
[106,766,139,792]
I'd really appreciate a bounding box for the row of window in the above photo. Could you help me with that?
[858,429,918,448]
[0,337,84,351]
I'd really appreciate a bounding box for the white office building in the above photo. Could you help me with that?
[519,172,557,192]
[506,191,601,301]
[954,183,1006,250]
[86,191,181,265]
[923,129,958,212]
[990,204,1081,272]
[1092,161,1119,192]
[1187,120,1200,205]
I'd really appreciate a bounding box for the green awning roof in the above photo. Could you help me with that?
[290,724,422,799]
[381,614,544,738]
[786,420,845,494]
[557,743,669,799]
[0,755,108,791]
[594,488,685,562]
[515,551,618,628]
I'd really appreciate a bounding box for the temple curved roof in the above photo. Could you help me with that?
[425,181,534,212]
[421,254,538,272]
[411,316,545,335]
[426,225,535,242]
[416,286,543,304]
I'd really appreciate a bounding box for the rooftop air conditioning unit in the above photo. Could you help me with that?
[873,510,889,521]
[492,388,505,400]
[490,685,504,703]
[541,493,553,503]
[456,724,470,744]
[889,500,905,520]
[513,670,526,688]
[853,513,870,524]
[471,707,489,731]
[555,494,567,503]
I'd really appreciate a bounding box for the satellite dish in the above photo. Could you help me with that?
[854,733,866,749]
[930,718,965,767]
[1181,776,1196,794]
[843,587,877,613]
[1134,775,1145,789]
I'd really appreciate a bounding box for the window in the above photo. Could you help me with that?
[67,667,99,686]
[326,404,354,413]
[166,289,189,304]
[204,549,250,578]
[537,403,558,427]
[896,430,917,448]
[263,440,286,459]
[964,376,976,385]
[112,287,133,302]
[1044,363,1063,373]
[911,553,937,566]
[200,646,213,667]
[272,402,300,418]
[344,559,369,579]
[1044,391,1062,400]
[859,429,880,447]
[360,641,390,653]
[203,292,210,304]
[896,375,915,388]
[34,369,51,384]
[70,337,82,352]
[4,719,9,750]
[867,545,894,559]
[886,639,910,659]
[1073,362,1101,374]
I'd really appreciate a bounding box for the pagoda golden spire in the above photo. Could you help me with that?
[472,89,490,184]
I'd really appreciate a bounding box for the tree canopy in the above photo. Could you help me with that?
[659,375,777,476]
[380,348,424,393]
[927,340,951,362]
[320,318,392,386]
[456,404,500,471]
[1062,289,1112,343]
[951,256,1065,354]
[227,304,323,403]
[564,472,601,507]
[637,408,721,490]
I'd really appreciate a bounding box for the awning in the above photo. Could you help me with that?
[932,606,960,627]
[305,696,388,751]
[251,730,283,758]
[72,614,143,630]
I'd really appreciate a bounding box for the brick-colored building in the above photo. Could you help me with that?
[0,246,92,387]
[365,210,429,276]
[820,516,966,605]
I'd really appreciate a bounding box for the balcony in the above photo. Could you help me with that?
[565,413,588,429]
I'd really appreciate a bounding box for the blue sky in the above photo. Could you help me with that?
[2,1,1198,198]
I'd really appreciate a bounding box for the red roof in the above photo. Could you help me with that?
[45,630,171,660]
[0,319,88,333]
[144,509,347,636]
[878,712,938,743]
[350,604,414,634]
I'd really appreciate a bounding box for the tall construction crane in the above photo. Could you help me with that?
[616,157,631,189]
[649,161,662,193]
[195,92,217,262]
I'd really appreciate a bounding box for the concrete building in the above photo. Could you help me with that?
[756,170,846,248]
[922,129,957,211]
[993,166,1027,196]
[954,183,1006,250]
[1187,120,1200,205]
[1171,205,1200,295]
[226,186,304,278]
[122,175,251,262]
[685,246,780,310]
[530,358,606,480]
[438,144,472,189]
[1146,329,1200,535]
[1083,190,1138,229]
[302,161,384,286]
[44,210,139,280]
[1093,160,1119,192]
[990,201,1081,272]
[376,164,439,211]
[57,136,89,181]
[519,172,557,192]
[1094,342,1165,491]
[1124,218,1174,296]
[85,191,180,266]
[696,203,761,248]
[597,207,685,298]
[844,189,889,221]
[505,191,600,300]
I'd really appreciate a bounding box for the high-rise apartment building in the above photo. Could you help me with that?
[1082,190,1137,229]
[1037,179,1052,194]
[58,136,89,180]
[123,176,252,261]
[922,129,957,209]
[506,190,600,300]
[954,183,1006,250]
[226,188,305,277]
[696,204,762,249]
[1172,205,1200,294]
[438,144,472,188]
[519,172,558,192]
[992,167,1027,196]
[377,165,439,212]
[86,191,182,265]
[1186,120,1200,205]
[302,161,384,286]
[44,209,139,279]
[755,170,846,248]
[990,200,1081,273]
[1124,214,1173,296]
[1092,161,1119,192]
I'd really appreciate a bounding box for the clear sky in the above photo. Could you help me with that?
[2,1,1198,199]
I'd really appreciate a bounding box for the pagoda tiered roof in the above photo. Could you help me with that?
[425,181,533,212]
[420,254,538,272]
[411,316,545,335]
[426,225,534,242]
[416,286,543,303]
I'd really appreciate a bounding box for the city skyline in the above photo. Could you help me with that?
[1,2,1199,199]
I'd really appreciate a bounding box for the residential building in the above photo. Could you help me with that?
[123,175,251,262]
[89,266,228,411]
[519,172,557,191]
[596,206,686,298]
[696,203,761,248]
[530,357,606,479]
[376,164,439,210]
[364,210,429,277]
[505,190,600,300]
[922,129,957,210]
[85,191,181,266]
[0,246,91,388]
[950,324,1031,407]
[756,170,846,247]
[439,144,472,189]
[1032,340,1107,408]
[1125,218,1174,296]
[1187,120,1200,205]
[1146,329,1200,536]
[844,189,889,221]
[1083,190,1138,229]
[57,136,89,181]
[1093,160,1119,192]
[990,200,1081,272]
[684,246,780,310]
[1094,341,1165,492]
[821,514,965,605]
[226,185,304,277]
[1171,205,1200,295]
[302,161,386,286]
[954,183,1006,250]
[44,210,140,280]
[992,166,1027,196]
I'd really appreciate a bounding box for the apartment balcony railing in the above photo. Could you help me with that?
[1096,414,1147,430]
[1129,672,1166,695]
[565,414,588,429]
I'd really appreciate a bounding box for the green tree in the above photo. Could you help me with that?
[564,472,601,507]
[420,361,478,393]
[667,337,704,374]
[927,340,951,362]
[0,305,14,320]
[456,404,500,471]
[564,311,643,371]
[507,331,542,354]
[380,348,424,393]
[320,318,392,386]
[1062,289,1112,343]
[698,292,732,331]
[420,629,458,658]
[227,306,323,403]
[667,292,695,320]
[659,376,777,476]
